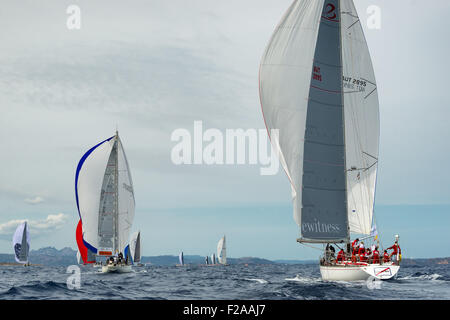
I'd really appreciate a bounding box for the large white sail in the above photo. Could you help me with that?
[341,0,379,235]
[75,132,135,256]
[217,236,226,264]
[13,221,30,264]
[260,0,378,242]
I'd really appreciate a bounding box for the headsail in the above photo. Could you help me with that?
[13,221,30,264]
[217,236,227,264]
[260,0,379,242]
[129,231,141,263]
[75,132,135,257]
[341,0,379,235]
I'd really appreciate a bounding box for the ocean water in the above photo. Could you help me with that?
[0,263,449,300]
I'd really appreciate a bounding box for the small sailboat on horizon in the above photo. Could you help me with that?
[217,235,228,266]
[75,131,136,273]
[13,221,30,267]
[259,0,400,281]
[176,251,185,266]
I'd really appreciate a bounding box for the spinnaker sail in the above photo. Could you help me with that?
[13,221,30,264]
[75,132,135,257]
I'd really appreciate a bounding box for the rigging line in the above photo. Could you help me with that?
[363,151,378,161]
[299,242,323,252]
[363,161,378,172]
[364,87,377,99]
[347,19,360,30]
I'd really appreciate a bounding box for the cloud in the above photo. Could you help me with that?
[24,196,45,205]
[0,213,68,240]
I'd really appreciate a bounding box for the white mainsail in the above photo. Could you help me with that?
[13,221,30,264]
[217,236,227,265]
[259,0,379,242]
[129,231,141,263]
[75,132,135,257]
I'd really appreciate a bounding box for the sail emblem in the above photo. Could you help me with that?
[14,243,22,258]
[323,3,337,21]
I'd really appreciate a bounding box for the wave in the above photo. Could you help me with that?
[244,278,268,284]
[399,272,447,282]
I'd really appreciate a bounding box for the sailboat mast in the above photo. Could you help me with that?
[114,131,119,254]
[338,0,351,245]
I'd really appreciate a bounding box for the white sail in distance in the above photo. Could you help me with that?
[130,231,141,263]
[179,252,184,266]
[75,132,135,256]
[13,221,30,264]
[259,0,379,242]
[217,236,227,264]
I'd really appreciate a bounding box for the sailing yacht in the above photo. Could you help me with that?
[177,251,185,266]
[259,0,400,280]
[125,231,143,266]
[13,221,30,266]
[75,131,135,273]
[217,235,228,266]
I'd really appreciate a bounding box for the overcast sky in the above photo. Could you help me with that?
[0,0,449,260]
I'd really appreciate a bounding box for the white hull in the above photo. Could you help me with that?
[101,264,132,273]
[320,263,400,281]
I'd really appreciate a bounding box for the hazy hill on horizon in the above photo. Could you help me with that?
[0,247,448,267]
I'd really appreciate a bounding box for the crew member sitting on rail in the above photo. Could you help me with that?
[336,249,345,264]
[361,248,370,263]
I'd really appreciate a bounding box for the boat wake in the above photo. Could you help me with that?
[244,278,268,284]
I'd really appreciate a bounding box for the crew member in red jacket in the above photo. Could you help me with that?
[351,238,359,263]
[388,241,401,259]
[358,242,365,262]
[383,250,390,263]
[336,249,345,264]
[372,247,380,264]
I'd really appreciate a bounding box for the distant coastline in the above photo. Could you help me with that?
[0,247,449,267]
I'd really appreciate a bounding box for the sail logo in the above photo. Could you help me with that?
[171,121,280,175]
[302,219,341,234]
[322,3,338,22]
[312,66,322,82]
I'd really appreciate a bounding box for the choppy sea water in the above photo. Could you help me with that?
[0,264,449,300]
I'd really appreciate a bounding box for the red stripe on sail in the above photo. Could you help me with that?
[76,220,95,264]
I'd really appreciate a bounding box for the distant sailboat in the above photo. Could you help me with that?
[75,131,135,273]
[13,221,30,266]
[259,0,400,280]
[217,235,227,265]
[125,231,142,266]
[177,251,185,266]
[205,256,209,265]
[211,253,216,265]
